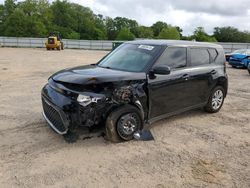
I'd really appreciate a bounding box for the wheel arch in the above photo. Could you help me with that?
[215,76,228,97]
[104,102,145,128]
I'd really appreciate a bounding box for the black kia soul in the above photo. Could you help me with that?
[42,40,228,142]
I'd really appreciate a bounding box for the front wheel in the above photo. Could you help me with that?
[105,105,142,142]
[204,86,225,113]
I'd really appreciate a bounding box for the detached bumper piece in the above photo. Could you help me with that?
[42,98,68,134]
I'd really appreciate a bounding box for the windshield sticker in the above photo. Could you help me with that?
[138,45,155,51]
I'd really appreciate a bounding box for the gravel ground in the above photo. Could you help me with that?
[0,48,249,188]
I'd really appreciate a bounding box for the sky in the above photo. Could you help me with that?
[1,0,250,35]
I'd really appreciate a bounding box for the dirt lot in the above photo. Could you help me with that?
[0,48,249,188]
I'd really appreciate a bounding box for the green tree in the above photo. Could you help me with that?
[1,0,17,35]
[105,17,116,40]
[116,27,135,40]
[105,17,139,40]
[175,26,183,38]
[138,26,153,39]
[192,27,217,42]
[16,0,48,37]
[93,14,107,39]
[2,0,250,42]
[26,18,47,37]
[113,17,139,37]
[4,0,16,16]
[0,5,4,35]
[151,21,168,37]
[50,0,75,29]
[4,9,28,36]
[67,31,80,39]
[213,26,248,42]
[158,27,180,40]
[240,31,250,43]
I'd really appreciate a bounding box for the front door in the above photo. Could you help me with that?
[147,47,190,119]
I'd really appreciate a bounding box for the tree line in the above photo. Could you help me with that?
[1,0,250,42]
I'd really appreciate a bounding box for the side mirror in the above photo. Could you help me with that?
[152,65,171,75]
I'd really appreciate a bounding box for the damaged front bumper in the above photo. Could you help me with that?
[42,98,69,134]
[42,84,74,134]
[42,83,107,135]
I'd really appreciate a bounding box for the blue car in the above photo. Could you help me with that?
[228,49,250,68]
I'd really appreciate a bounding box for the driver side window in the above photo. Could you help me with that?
[157,47,187,69]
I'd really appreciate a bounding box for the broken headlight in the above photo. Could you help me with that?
[77,94,103,107]
[77,94,92,106]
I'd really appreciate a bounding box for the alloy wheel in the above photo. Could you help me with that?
[212,89,224,110]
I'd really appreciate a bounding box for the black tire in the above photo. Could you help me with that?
[232,65,236,68]
[248,70,250,74]
[204,86,225,113]
[105,105,142,143]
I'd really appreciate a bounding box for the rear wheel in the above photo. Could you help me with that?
[105,105,142,142]
[204,86,225,113]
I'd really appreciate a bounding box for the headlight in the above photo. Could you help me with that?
[77,94,92,106]
[77,94,103,107]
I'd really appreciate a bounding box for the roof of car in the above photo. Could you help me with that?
[126,39,223,48]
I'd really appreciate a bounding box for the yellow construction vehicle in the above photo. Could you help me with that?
[45,32,64,50]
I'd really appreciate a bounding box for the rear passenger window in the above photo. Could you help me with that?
[158,47,187,69]
[191,48,210,66]
[208,48,218,62]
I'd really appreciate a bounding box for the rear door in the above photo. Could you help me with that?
[185,47,218,106]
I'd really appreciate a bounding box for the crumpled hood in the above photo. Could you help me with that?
[51,65,146,85]
[231,54,248,60]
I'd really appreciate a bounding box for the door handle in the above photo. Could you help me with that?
[210,70,217,75]
[182,74,189,80]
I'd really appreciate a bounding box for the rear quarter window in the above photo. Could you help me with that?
[216,48,226,64]
[208,48,218,63]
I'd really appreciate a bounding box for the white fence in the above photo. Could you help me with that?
[1,36,250,52]
[219,42,250,53]
[0,37,114,50]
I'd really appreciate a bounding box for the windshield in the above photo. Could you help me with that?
[233,49,247,54]
[98,44,161,72]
